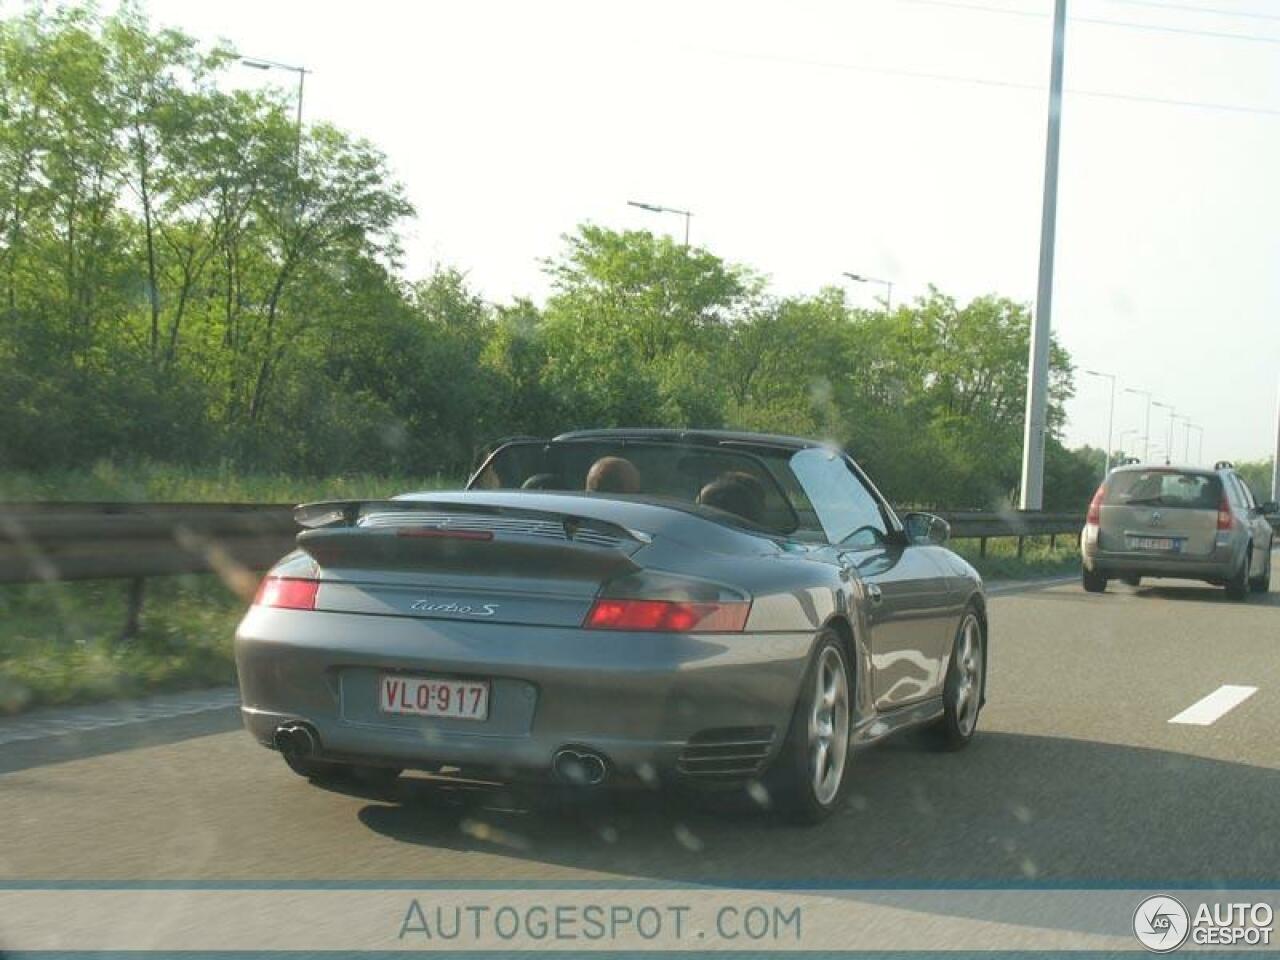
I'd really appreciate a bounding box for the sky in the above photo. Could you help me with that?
[137,0,1280,461]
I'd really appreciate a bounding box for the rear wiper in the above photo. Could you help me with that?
[1120,496,1164,506]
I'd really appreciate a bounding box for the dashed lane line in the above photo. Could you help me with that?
[1169,684,1258,726]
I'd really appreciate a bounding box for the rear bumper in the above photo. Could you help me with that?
[1082,536,1239,581]
[234,607,814,781]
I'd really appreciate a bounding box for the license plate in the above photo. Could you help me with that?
[1126,535,1182,553]
[379,674,489,720]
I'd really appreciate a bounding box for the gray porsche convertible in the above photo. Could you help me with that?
[235,429,987,822]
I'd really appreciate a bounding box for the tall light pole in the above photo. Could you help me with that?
[1119,428,1138,459]
[1124,387,1153,461]
[1185,422,1202,465]
[1018,0,1068,510]
[1152,401,1176,465]
[240,57,309,172]
[1084,369,1116,475]
[1171,414,1192,463]
[842,273,893,312]
[627,200,692,247]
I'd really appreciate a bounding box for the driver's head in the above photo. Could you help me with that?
[697,471,766,524]
[585,456,641,494]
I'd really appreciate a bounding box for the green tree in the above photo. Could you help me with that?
[538,225,753,427]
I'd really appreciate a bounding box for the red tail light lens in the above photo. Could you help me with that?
[1217,495,1234,531]
[584,599,751,633]
[1086,485,1105,526]
[253,576,319,611]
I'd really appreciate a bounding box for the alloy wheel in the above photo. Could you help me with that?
[808,645,850,805]
[952,615,983,737]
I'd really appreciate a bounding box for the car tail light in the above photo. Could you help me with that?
[583,598,751,633]
[1085,485,1105,526]
[253,576,319,610]
[1217,494,1234,531]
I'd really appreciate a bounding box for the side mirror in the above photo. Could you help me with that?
[903,511,950,546]
[1260,501,1279,516]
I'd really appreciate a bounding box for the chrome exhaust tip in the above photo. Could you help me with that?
[552,746,608,786]
[273,722,318,759]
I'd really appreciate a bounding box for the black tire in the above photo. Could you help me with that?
[1225,547,1251,601]
[765,630,853,825]
[1082,567,1108,593]
[933,608,985,750]
[1249,544,1271,594]
[1121,574,1142,587]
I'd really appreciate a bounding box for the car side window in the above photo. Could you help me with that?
[788,448,888,549]
[1231,474,1255,509]
[1224,474,1245,509]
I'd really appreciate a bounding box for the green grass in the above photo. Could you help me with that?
[0,575,246,715]
[0,460,460,503]
[952,535,1081,581]
[0,462,466,714]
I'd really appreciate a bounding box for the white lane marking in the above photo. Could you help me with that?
[1169,684,1258,726]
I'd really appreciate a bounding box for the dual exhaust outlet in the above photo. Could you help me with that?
[273,722,318,759]
[552,746,608,786]
[275,722,609,787]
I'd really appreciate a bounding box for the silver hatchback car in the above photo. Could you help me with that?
[1081,461,1277,599]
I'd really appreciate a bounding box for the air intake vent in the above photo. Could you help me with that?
[359,511,627,549]
[677,726,775,779]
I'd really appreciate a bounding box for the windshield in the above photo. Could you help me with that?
[472,439,812,536]
[1104,470,1222,509]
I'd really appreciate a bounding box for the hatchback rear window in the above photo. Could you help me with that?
[1103,470,1222,509]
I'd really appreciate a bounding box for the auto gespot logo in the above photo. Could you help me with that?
[1134,895,1274,951]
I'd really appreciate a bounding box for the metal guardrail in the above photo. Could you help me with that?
[0,502,1088,586]
[0,503,293,585]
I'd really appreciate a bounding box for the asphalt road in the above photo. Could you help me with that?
[2,566,1278,886]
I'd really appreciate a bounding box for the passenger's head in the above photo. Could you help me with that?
[697,471,767,524]
[585,456,642,494]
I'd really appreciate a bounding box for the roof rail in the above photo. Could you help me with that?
[1213,460,1234,471]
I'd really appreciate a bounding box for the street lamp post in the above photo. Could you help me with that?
[1018,0,1069,511]
[1084,369,1117,475]
[1185,423,1202,465]
[1171,414,1192,463]
[1123,388,1154,462]
[1118,429,1138,459]
[240,57,310,171]
[842,273,894,312]
[627,200,693,247]
[1152,401,1176,465]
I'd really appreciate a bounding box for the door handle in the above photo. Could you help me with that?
[866,583,883,605]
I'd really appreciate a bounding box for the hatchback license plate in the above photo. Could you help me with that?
[379,675,489,720]
[1126,535,1181,553]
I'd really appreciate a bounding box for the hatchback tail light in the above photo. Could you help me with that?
[1217,495,1234,531]
[253,576,319,611]
[1085,485,1105,526]
[584,598,750,633]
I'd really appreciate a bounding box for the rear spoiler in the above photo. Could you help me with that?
[293,499,652,546]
